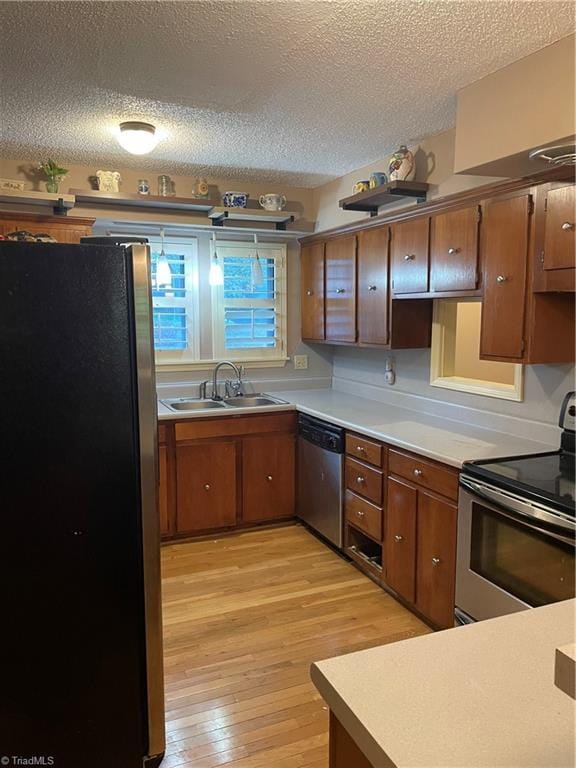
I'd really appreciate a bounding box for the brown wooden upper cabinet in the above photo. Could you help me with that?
[325,235,357,342]
[357,226,389,345]
[300,242,325,341]
[390,218,430,294]
[430,206,480,293]
[479,192,531,361]
[543,184,575,272]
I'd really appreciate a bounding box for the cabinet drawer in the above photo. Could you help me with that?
[345,457,383,505]
[345,433,382,468]
[345,490,382,541]
[388,450,458,501]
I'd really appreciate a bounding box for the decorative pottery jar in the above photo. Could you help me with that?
[222,191,248,208]
[388,145,416,182]
[369,172,388,188]
[259,193,286,211]
[96,170,122,193]
[193,177,210,198]
[138,179,150,195]
[353,180,370,194]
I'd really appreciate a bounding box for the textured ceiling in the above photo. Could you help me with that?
[0,1,574,187]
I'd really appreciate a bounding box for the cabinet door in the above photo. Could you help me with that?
[384,477,417,603]
[176,441,237,533]
[415,491,457,629]
[480,194,531,360]
[158,444,170,537]
[543,185,575,271]
[430,206,479,292]
[301,242,325,340]
[357,226,389,345]
[390,218,429,294]
[242,434,295,522]
[325,235,357,342]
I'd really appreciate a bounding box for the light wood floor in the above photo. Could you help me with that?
[160,524,430,768]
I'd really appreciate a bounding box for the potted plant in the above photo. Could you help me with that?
[39,159,68,193]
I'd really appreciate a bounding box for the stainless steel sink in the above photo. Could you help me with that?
[223,395,285,407]
[161,398,226,411]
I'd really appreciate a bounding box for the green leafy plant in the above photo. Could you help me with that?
[39,159,68,180]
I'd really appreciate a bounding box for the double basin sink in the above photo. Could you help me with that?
[161,393,288,412]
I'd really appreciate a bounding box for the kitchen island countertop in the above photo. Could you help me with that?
[158,387,557,468]
[311,599,576,768]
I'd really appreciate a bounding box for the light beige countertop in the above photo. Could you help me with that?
[311,600,576,768]
[158,388,556,468]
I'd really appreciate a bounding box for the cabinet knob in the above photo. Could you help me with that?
[204,483,211,491]
[404,253,415,261]
[447,247,460,255]
[306,290,314,296]
[561,222,574,231]
[336,287,346,294]
[413,468,423,477]
[266,475,273,482]
[356,510,365,518]
[368,284,378,291]
[432,557,441,566]
[356,445,365,453]
[496,275,508,283]
[356,475,366,485]
[394,534,403,542]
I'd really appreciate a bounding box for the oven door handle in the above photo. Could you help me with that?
[460,477,575,542]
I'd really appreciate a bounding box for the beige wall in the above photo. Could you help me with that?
[311,128,502,231]
[454,34,576,177]
[453,302,515,384]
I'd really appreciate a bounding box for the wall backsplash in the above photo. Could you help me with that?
[331,345,574,443]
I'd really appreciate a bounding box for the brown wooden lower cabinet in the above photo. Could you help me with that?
[160,413,296,538]
[384,477,417,603]
[242,433,295,523]
[329,712,373,768]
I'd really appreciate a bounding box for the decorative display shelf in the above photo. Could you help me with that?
[339,180,429,216]
[70,189,219,212]
[208,207,296,230]
[0,189,75,215]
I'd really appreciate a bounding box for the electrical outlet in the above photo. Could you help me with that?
[293,354,309,370]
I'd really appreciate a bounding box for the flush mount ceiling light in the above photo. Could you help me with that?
[529,143,576,166]
[117,121,158,155]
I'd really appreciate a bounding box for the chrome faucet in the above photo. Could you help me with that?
[210,360,243,400]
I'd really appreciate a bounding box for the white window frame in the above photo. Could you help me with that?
[430,299,524,401]
[210,240,288,364]
[148,237,201,367]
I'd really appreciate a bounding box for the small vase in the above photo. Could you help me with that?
[45,179,59,193]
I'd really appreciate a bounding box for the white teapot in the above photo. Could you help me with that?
[259,193,286,211]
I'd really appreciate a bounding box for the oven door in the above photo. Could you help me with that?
[456,476,575,622]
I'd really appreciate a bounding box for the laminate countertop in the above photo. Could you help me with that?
[158,388,557,468]
[311,599,576,768]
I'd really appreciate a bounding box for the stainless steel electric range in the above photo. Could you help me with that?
[455,392,575,624]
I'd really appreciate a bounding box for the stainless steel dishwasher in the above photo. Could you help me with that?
[297,414,345,548]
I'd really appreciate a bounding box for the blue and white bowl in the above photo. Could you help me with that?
[222,191,249,208]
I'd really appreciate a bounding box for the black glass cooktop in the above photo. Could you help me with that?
[463,451,576,517]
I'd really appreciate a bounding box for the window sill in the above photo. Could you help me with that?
[155,357,290,372]
[430,375,523,402]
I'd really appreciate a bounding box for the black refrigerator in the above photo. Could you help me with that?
[0,241,165,767]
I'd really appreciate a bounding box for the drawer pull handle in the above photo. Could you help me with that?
[394,534,403,543]
[356,445,365,453]
[306,290,314,296]
[356,476,366,484]
[561,222,574,231]
[447,247,460,255]
[413,468,423,477]
[204,483,211,491]
[368,284,378,291]
[336,287,346,294]
[356,510,365,518]
[266,475,273,482]
[432,557,441,566]
[404,253,415,261]
[496,274,508,283]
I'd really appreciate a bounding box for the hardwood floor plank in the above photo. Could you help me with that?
[161,524,429,767]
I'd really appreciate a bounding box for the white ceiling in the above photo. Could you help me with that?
[0,1,573,187]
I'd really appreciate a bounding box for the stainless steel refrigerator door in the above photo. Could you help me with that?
[297,437,343,548]
[131,245,166,762]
